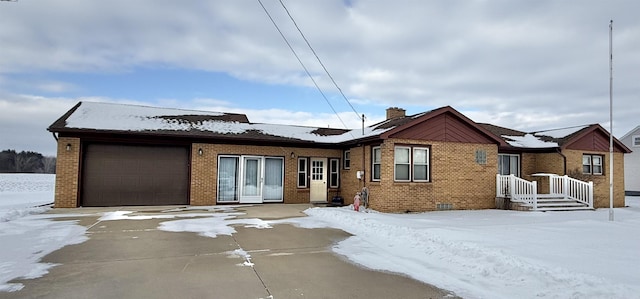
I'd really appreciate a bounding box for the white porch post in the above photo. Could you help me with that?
[589,181,594,209]
[563,175,569,200]
[496,174,500,197]
[509,174,516,198]
[532,181,538,211]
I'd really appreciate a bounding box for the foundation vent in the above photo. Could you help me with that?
[436,203,453,210]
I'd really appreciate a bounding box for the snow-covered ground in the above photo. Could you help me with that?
[1,173,639,298]
[0,174,88,292]
[284,203,640,299]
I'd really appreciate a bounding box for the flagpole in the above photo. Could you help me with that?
[609,20,614,221]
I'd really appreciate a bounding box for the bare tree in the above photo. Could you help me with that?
[0,150,17,172]
[42,156,57,174]
[0,150,47,173]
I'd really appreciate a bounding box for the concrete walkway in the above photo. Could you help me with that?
[2,204,458,299]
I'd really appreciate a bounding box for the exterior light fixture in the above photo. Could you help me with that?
[198,148,203,156]
[66,143,71,151]
[290,152,295,159]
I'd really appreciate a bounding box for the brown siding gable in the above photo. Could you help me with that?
[380,106,503,144]
[562,124,631,153]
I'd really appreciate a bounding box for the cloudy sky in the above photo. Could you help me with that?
[1,0,638,155]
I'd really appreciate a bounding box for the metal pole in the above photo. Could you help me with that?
[609,20,614,221]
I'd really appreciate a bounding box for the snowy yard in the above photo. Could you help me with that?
[1,173,639,298]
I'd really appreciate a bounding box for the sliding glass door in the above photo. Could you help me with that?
[217,155,284,203]
[263,157,284,202]
[217,156,239,202]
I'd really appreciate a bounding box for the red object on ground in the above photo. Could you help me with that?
[354,193,361,212]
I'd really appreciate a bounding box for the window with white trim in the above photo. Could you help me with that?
[297,157,308,188]
[582,154,603,175]
[372,146,381,181]
[329,158,340,188]
[394,146,411,181]
[633,135,640,147]
[343,150,351,169]
[413,148,429,181]
[393,146,431,182]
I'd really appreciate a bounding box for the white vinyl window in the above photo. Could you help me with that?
[394,146,430,182]
[633,135,640,147]
[329,158,340,188]
[372,146,381,181]
[394,146,411,181]
[583,154,603,175]
[297,157,308,188]
[343,150,351,169]
[413,148,429,181]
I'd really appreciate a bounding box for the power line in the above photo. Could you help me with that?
[256,0,354,135]
[277,0,362,122]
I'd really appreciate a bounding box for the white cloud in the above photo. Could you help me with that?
[0,0,639,153]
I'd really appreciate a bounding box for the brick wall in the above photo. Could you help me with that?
[344,139,498,213]
[189,143,341,205]
[54,137,81,208]
[531,152,565,192]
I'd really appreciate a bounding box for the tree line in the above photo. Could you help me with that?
[0,149,56,173]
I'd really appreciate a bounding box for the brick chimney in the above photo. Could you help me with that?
[386,107,406,120]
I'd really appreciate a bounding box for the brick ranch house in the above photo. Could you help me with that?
[48,102,629,212]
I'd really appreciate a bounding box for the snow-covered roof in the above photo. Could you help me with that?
[482,123,594,149]
[530,125,590,139]
[502,134,558,148]
[55,102,392,144]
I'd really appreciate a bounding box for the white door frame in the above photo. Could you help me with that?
[310,158,328,203]
[239,155,264,203]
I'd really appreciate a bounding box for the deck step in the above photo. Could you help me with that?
[536,202,587,207]
[514,198,593,211]
[536,206,594,211]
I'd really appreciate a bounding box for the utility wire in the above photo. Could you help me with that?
[277,0,362,122]
[257,0,354,135]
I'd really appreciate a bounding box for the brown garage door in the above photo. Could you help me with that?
[81,144,189,206]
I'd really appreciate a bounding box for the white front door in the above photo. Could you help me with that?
[239,156,263,203]
[310,158,327,203]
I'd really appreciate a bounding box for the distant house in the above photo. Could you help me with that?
[620,126,640,196]
[48,102,629,212]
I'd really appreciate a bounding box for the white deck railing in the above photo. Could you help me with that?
[496,174,538,210]
[497,174,593,210]
[546,174,593,208]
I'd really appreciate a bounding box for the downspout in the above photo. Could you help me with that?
[556,148,567,175]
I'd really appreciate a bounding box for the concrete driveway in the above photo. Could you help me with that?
[1,204,457,299]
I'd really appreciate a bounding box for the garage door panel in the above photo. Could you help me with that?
[82,144,189,206]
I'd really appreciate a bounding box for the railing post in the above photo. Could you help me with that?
[532,181,538,211]
[588,181,594,208]
[496,174,500,197]
[563,175,569,200]
[509,174,516,199]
